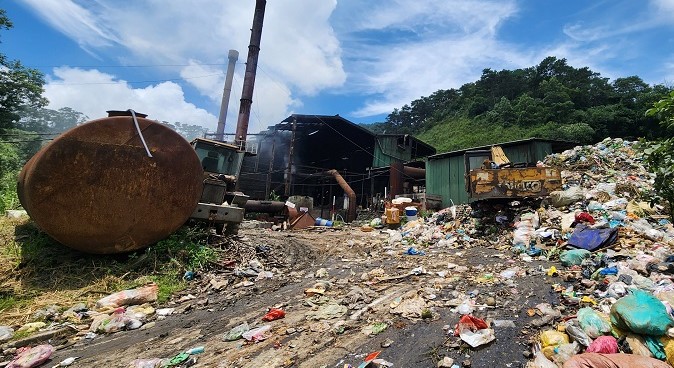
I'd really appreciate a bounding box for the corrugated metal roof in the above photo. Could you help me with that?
[276,114,436,158]
[428,137,577,160]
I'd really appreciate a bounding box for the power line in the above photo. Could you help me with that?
[309,114,418,181]
[48,72,224,86]
[26,61,248,69]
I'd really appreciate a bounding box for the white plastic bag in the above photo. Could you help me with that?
[459,328,495,347]
[526,352,557,368]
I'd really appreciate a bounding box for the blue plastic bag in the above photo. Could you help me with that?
[610,289,674,336]
[567,224,618,251]
[406,247,425,256]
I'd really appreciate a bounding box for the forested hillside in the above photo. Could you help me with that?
[367,57,672,152]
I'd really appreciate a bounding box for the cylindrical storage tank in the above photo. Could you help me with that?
[17,111,204,254]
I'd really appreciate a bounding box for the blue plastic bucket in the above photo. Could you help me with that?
[405,206,418,221]
[315,217,333,226]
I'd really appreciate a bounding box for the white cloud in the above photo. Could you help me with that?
[18,0,345,126]
[44,67,218,129]
[179,61,226,102]
[339,0,517,35]
[341,0,521,117]
[652,0,674,22]
[18,0,119,50]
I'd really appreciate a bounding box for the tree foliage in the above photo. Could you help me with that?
[17,107,89,133]
[0,9,47,130]
[367,56,672,152]
[160,121,208,142]
[643,91,674,221]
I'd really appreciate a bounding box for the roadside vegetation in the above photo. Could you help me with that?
[0,218,216,326]
[643,91,674,222]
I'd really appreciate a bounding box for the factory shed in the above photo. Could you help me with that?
[238,114,435,216]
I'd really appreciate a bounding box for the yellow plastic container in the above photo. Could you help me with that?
[385,208,400,224]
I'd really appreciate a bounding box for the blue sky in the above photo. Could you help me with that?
[4,0,674,135]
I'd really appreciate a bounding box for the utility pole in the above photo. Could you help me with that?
[215,50,239,142]
[234,0,266,150]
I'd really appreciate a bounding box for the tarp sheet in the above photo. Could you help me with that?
[568,224,618,251]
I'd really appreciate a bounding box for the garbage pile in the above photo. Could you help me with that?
[378,138,674,367]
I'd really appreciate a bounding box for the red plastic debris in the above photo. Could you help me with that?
[262,308,286,321]
[574,212,596,224]
[454,315,489,335]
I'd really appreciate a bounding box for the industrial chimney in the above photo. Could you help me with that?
[215,49,239,142]
[234,0,266,149]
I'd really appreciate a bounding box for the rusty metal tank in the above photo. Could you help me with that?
[17,110,204,254]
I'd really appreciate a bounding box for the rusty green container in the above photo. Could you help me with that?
[17,111,204,254]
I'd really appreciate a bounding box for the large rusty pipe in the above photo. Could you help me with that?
[403,166,426,179]
[389,161,403,198]
[327,169,357,223]
[244,199,286,213]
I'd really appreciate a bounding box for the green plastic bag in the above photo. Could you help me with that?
[577,307,611,338]
[643,335,667,360]
[560,249,591,266]
[223,322,250,341]
[610,289,674,336]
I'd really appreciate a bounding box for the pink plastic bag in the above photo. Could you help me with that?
[7,344,54,368]
[96,283,158,309]
[586,336,618,354]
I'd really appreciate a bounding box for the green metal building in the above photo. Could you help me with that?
[425,138,577,207]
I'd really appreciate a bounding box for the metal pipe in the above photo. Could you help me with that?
[403,166,426,179]
[235,0,266,148]
[215,49,239,141]
[244,199,286,213]
[327,169,357,222]
[389,161,403,197]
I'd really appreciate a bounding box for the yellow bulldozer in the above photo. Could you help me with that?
[465,146,562,200]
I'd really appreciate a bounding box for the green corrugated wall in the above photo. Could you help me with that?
[372,137,412,168]
[426,154,470,207]
[426,141,555,207]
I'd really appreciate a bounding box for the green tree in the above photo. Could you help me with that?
[161,121,207,141]
[0,142,21,212]
[513,93,545,126]
[485,97,516,126]
[0,9,47,130]
[643,91,674,221]
[17,106,89,133]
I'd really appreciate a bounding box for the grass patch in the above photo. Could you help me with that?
[0,217,218,327]
[153,275,187,304]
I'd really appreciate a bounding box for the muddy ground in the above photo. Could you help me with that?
[45,226,562,368]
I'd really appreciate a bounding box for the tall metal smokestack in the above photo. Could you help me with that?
[215,49,239,141]
[235,0,266,149]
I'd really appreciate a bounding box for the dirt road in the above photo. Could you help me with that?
[46,226,559,368]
